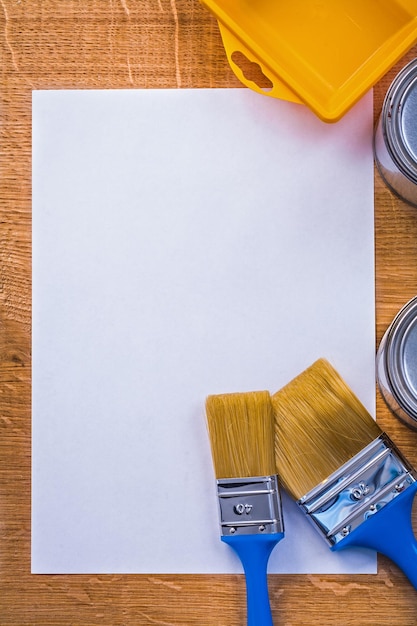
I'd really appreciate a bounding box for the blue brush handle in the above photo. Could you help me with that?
[334,481,417,588]
[222,532,284,626]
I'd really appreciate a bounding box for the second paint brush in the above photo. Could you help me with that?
[273,358,417,589]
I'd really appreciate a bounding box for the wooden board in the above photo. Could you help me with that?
[1,2,417,623]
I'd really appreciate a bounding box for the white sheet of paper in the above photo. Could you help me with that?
[32,88,376,574]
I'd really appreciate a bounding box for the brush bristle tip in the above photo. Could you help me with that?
[206,390,275,480]
[272,359,381,499]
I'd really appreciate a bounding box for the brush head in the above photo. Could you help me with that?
[272,358,381,500]
[205,391,275,480]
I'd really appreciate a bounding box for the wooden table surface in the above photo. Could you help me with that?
[1,2,417,624]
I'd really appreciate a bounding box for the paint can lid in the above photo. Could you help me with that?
[383,59,417,184]
[385,296,417,421]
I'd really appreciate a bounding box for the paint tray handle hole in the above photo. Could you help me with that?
[231,51,273,92]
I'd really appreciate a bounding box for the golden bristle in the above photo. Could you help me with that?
[205,391,275,480]
[272,358,381,500]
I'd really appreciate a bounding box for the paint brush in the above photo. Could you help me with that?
[272,358,417,589]
[206,391,284,626]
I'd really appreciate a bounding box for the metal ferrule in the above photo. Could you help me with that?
[217,475,284,536]
[298,434,417,546]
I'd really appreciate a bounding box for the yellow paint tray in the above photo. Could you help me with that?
[201,0,417,122]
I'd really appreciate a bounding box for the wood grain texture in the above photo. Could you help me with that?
[1,1,417,623]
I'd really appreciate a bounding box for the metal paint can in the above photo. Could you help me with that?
[374,59,417,207]
[376,296,417,430]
